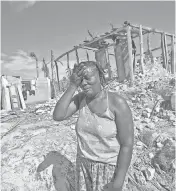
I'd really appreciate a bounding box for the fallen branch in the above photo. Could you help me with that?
[1,118,25,139]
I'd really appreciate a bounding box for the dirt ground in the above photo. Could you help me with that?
[1,62,176,191]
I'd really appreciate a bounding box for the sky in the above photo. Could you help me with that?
[1,1,175,79]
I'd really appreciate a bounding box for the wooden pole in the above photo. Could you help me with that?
[171,34,176,74]
[129,23,175,37]
[106,49,112,79]
[135,43,172,57]
[139,25,145,74]
[75,48,79,64]
[66,53,71,77]
[54,61,60,92]
[161,33,167,69]
[36,59,39,79]
[51,50,54,81]
[114,41,126,82]
[147,33,151,53]
[163,33,169,71]
[126,26,134,86]
[86,51,90,61]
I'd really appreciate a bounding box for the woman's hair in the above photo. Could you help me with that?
[79,61,106,87]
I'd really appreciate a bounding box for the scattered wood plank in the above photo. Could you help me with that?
[1,118,25,139]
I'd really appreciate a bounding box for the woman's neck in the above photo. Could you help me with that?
[86,88,105,102]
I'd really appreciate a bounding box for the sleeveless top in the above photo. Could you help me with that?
[75,90,120,165]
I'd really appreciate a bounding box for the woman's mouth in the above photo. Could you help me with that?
[82,86,91,92]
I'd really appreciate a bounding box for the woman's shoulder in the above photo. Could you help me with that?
[108,91,129,110]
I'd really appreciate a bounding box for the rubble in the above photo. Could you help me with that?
[1,60,176,191]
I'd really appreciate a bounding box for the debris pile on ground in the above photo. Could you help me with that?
[1,60,175,191]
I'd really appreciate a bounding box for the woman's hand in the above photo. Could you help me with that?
[69,63,84,88]
[103,182,122,191]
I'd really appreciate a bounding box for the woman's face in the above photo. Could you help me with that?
[80,66,101,97]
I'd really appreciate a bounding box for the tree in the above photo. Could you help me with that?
[30,52,39,78]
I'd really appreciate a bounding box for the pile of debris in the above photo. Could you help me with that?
[1,60,175,191]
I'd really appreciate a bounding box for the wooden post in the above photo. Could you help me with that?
[67,53,71,77]
[106,49,112,80]
[147,33,154,63]
[126,26,134,86]
[51,50,54,81]
[139,25,145,74]
[161,33,167,69]
[86,51,90,61]
[75,48,79,64]
[163,33,169,71]
[171,35,176,74]
[147,33,151,52]
[54,61,61,92]
[114,41,126,82]
[36,59,39,79]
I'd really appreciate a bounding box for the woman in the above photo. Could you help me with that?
[53,61,134,191]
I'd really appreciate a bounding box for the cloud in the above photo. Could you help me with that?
[1,49,40,78]
[1,53,7,58]
[9,1,36,12]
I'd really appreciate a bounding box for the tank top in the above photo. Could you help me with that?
[75,90,120,165]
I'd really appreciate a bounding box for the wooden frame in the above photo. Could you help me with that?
[53,21,175,88]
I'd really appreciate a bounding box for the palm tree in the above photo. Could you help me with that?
[30,52,39,78]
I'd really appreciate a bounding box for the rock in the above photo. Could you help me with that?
[155,107,160,113]
[142,167,155,181]
[169,115,175,121]
[70,125,75,130]
[134,171,146,185]
[137,105,143,109]
[142,118,151,123]
[36,109,45,114]
[149,153,154,159]
[152,141,175,173]
[171,92,175,110]
[33,129,46,136]
[134,116,141,121]
[152,116,159,123]
[136,124,144,131]
[145,108,152,113]
[145,122,155,129]
[156,142,163,148]
[172,122,176,126]
[142,110,148,118]
[136,141,144,149]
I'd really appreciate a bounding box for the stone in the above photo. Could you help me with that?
[156,142,163,148]
[142,110,148,118]
[145,122,155,129]
[155,107,160,113]
[142,118,151,123]
[152,116,159,123]
[149,153,154,159]
[136,124,144,131]
[171,92,175,110]
[33,129,46,136]
[142,167,155,181]
[169,115,175,121]
[70,125,75,130]
[145,108,152,113]
[152,141,175,173]
[134,171,146,185]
